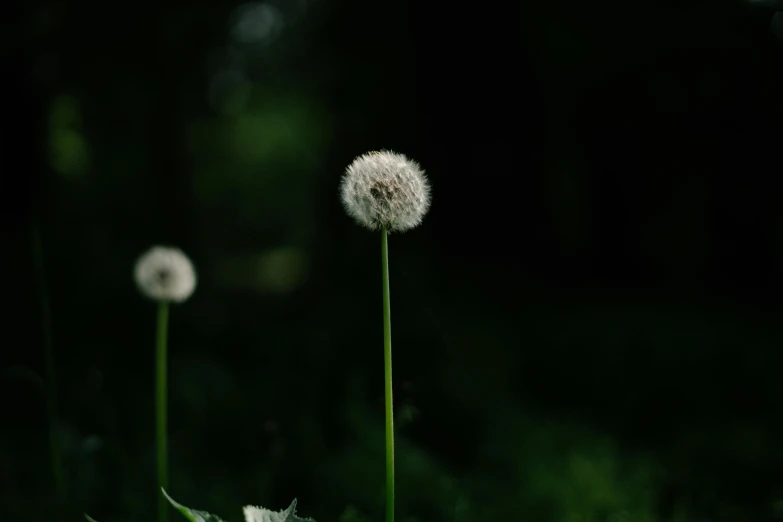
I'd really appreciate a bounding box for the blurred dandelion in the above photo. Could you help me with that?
[134,246,196,522]
[134,247,196,303]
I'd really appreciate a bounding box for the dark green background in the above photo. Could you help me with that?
[5,1,783,520]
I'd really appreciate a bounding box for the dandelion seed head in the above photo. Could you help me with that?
[340,149,431,233]
[134,246,196,303]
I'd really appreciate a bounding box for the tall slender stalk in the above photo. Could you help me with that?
[32,226,65,502]
[135,246,195,522]
[381,226,395,522]
[341,150,430,522]
[156,301,170,522]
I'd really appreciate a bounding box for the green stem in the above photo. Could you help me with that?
[32,227,66,502]
[156,300,170,522]
[381,227,395,522]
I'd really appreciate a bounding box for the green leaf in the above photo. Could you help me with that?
[162,488,227,522]
[243,499,315,522]
[84,515,99,522]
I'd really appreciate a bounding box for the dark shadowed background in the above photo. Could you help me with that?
[4,0,783,521]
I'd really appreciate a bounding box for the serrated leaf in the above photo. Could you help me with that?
[243,499,315,522]
[84,515,99,522]
[162,488,227,522]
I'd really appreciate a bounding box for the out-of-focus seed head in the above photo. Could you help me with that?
[134,246,197,303]
[340,150,431,233]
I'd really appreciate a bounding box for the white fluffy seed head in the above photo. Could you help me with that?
[340,150,431,233]
[134,246,197,303]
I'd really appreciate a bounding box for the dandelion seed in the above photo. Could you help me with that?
[340,149,431,233]
[134,246,196,303]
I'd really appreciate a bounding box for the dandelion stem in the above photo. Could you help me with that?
[381,226,395,522]
[32,226,66,503]
[156,300,170,522]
